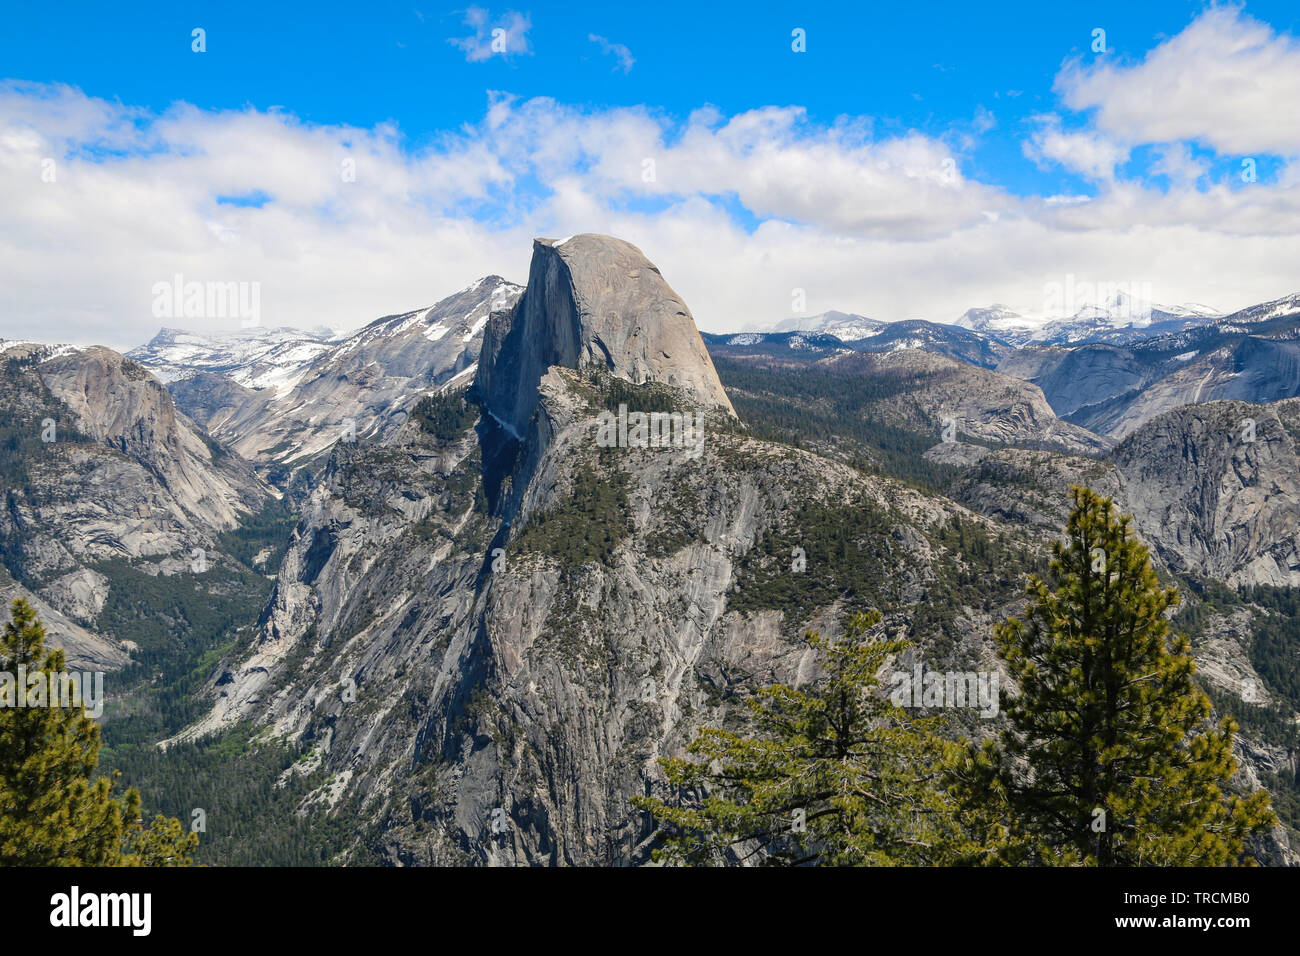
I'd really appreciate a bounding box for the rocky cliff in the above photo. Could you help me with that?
[170,237,1044,863]
[0,342,270,663]
[933,397,1300,590]
[39,347,267,532]
[163,235,1294,866]
[474,235,735,436]
[175,367,1030,863]
[1112,400,1300,587]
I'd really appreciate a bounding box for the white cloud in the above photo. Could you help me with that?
[447,7,532,62]
[588,34,635,74]
[1056,5,1300,156]
[1149,142,1209,187]
[972,105,996,134]
[1,80,1298,353]
[1023,115,1129,181]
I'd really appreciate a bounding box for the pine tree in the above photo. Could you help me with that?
[0,598,198,865]
[951,486,1275,865]
[634,610,968,865]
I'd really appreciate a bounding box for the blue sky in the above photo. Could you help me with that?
[2,1,1299,345]
[8,0,1297,196]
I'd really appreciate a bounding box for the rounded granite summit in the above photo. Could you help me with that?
[475,233,736,436]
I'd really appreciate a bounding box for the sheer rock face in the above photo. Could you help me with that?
[0,343,271,669]
[476,235,735,435]
[1112,400,1300,587]
[39,347,266,533]
[0,580,127,671]
[169,379,1300,866]
[165,337,1300,867]
[943,398,1300,588]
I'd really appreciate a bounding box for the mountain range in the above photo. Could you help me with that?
[3,235,1298,865]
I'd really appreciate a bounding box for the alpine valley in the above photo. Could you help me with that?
[3,234,1299,865]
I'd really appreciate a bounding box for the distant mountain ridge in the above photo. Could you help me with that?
[155,277,524,478]
[999,307,1300,438]
[753,294,1300,349]
[721,317,1007,368]
[772,310,884,341]
[712,293,1300,434]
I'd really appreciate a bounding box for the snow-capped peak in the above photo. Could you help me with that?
[1223,292,1300,324]
[770,310,884,342]
[953,304,1034,334]
[128,277,524,393]
[128,326,339,391]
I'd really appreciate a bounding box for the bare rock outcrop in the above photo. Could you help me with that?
[1112,400,1300,587]
[475,235,735,436]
